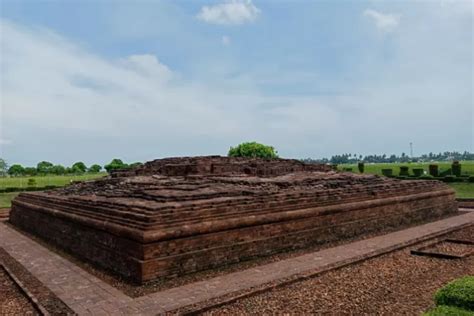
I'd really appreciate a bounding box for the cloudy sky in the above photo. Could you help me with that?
[0,0,473,166]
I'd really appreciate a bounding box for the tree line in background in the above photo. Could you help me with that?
[1,147,473,177]
[0,158,142,177]
[304,151,474,164]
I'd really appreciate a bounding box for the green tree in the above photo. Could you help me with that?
[0,158,8,176]
[24,167,37,176]
[228,142,278,159]
[71,162,87,174]
[37,161,53,174]
[8,164,25,176]
[88,164,102,173]
[50,165,66,175]
[128,162,143,169]
[104,159,128,173]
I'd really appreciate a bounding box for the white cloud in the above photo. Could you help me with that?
[1,3,472,165]
[0,19,344,163]
[364,9,400,32]
[120,54,173,82]
[197,0,260,25]
[221,35,231,46]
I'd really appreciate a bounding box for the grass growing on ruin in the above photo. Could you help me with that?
[0,173,107,189]
[338,161,474,176]
[0,192,20,208]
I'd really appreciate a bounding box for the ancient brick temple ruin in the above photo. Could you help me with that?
[10,156,458,284]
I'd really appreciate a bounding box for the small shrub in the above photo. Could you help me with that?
[104,159,128,173]
[413,168,424,177]
[27,178,36,187]
[434,276,474,311]
[399,166,409,176]
[228,142,278,159]
[469,176,474,183]
[429,164,439,177]
[381,169,393,177]
[358,162,365,173]
[342,167,353,172]
[424,305,473,316]
[452,161,462,177]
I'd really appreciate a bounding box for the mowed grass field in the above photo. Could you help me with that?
[447,183,474,199]
[0,173,107,208]
[337,161,474,176]
[0,192,20,208]
[338,161,474,198]
[0,173,107,189]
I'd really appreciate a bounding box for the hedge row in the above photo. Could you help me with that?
[392,175,474,183]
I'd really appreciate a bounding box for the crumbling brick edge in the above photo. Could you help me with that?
[177,221,474,315]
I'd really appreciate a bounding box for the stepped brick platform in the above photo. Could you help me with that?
[457,198,474,209]
[9,156,458,284]
[0,208,10,222]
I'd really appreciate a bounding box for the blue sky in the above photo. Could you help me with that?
[0,0,473,166]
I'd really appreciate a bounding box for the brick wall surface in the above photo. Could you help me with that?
[9,156,458,284]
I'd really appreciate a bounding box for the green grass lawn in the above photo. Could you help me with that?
[0,173,108,208]
[337,161,474,198]
[338,161,474,177]
[0,192,20,208]
[447,183,474,199]
[0,173,107,189]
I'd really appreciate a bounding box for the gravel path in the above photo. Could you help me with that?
[206,226,474,315]
[431,241,472,256]
[0,247,75,315]
[0,267,38,315]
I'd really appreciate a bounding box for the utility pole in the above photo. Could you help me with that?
[410,142,413,158]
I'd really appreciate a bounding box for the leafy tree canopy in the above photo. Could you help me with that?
[37,161,53,174]
[228,142,278,159]
[8,164,25,176]
[24,167,37,176]
[104,159,128,173]
[72,162,87,174]
[129,162,143,169]
[88,164,102,173]
[50,165,66,175]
